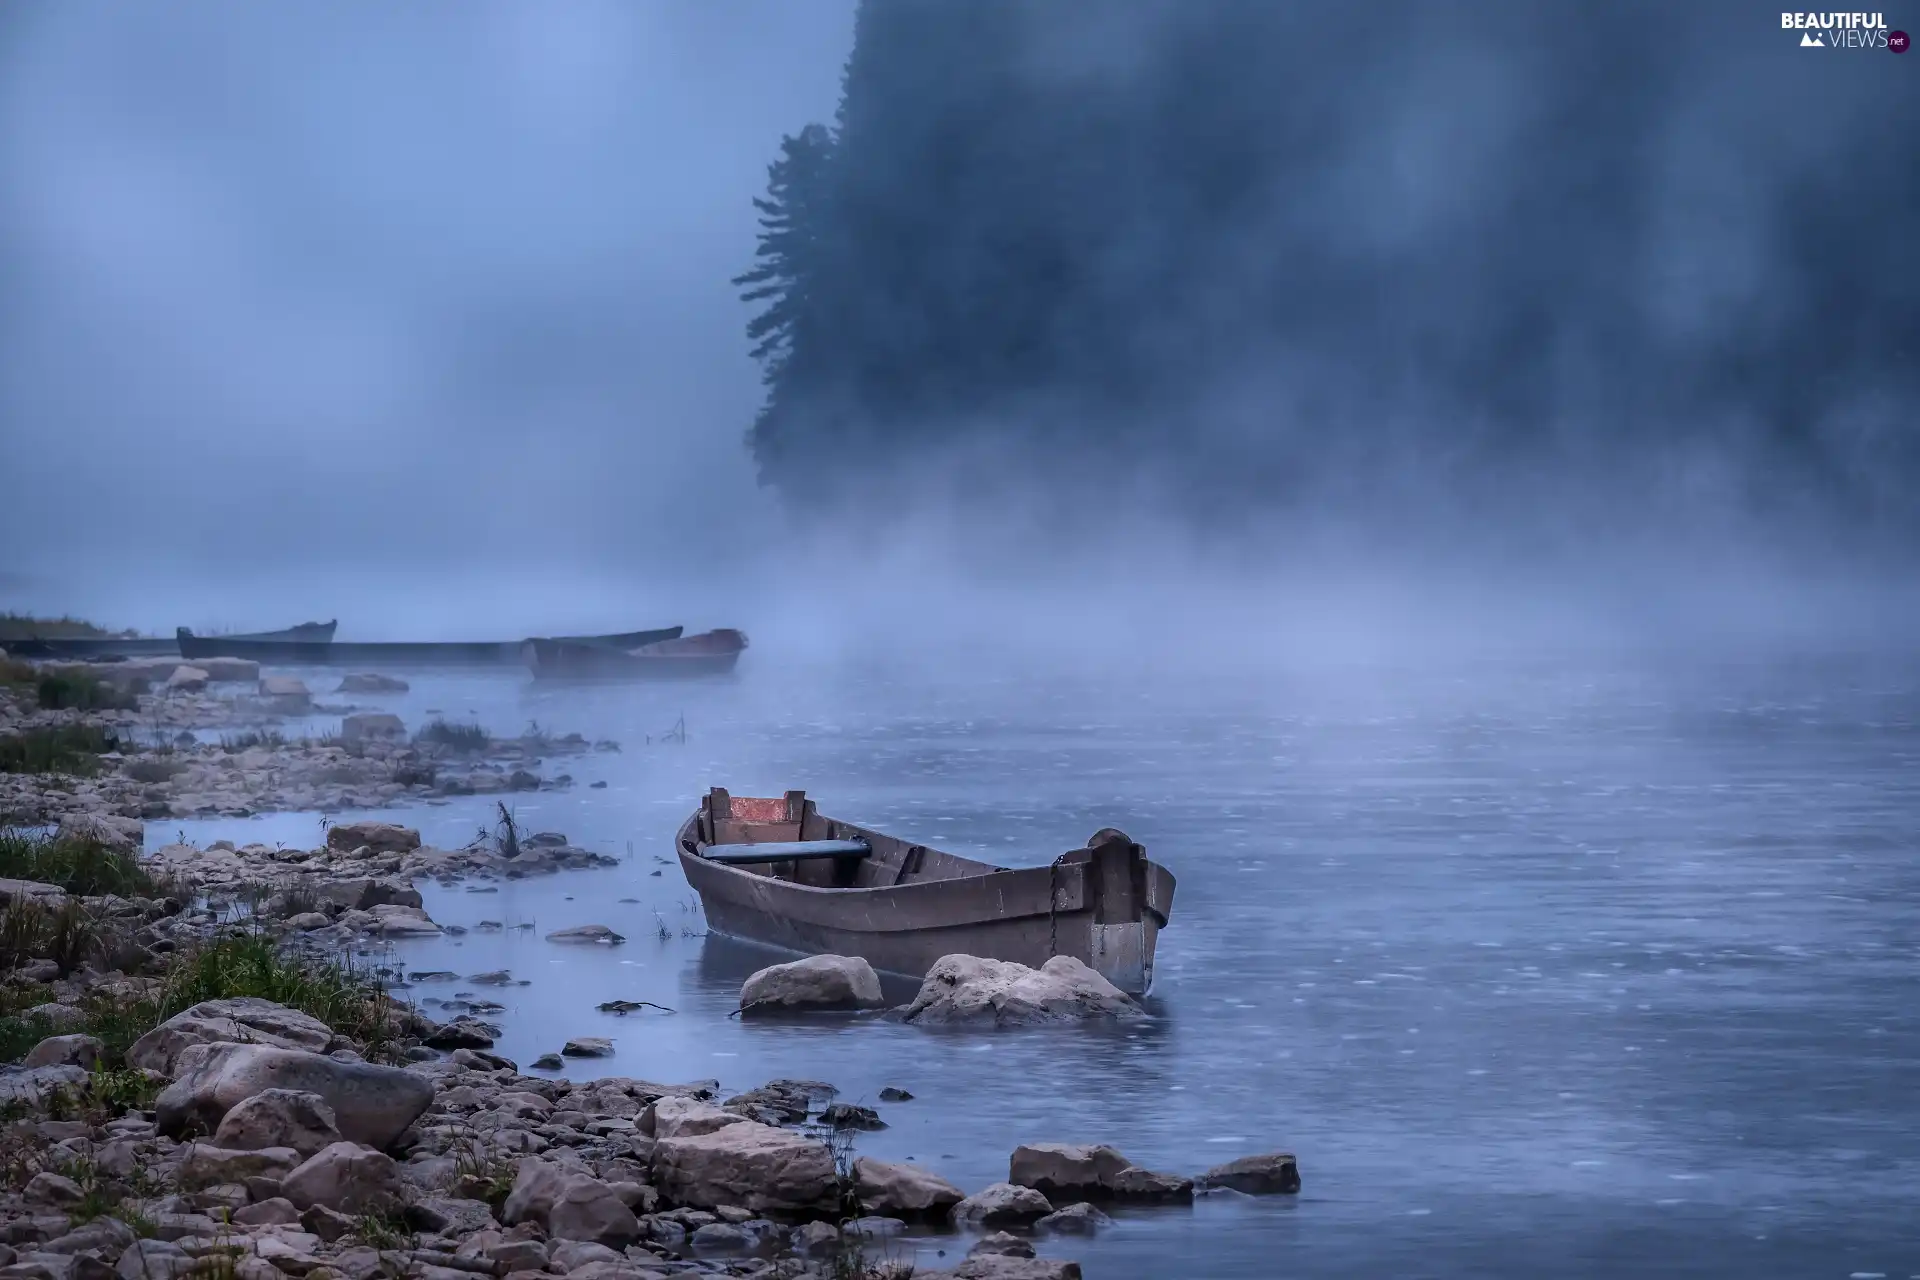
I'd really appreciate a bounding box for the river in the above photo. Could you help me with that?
[156,646,1920,1280]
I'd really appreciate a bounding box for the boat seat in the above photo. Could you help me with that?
[703,839,871,865]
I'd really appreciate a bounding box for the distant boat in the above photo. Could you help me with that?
[522,629,747,681]
[7,620,336,659]
[177,624,682,667]
[677,789,1176,996]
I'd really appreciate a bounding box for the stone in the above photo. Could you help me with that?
[56,813,145,852]
[650,1120,839,1217]
[737,954,885,1014]
[198,658,259,683]
[212,1089,345,1156]
[367,904,441,937]
[166,666,209,692]
[43,1221,135,1257]
[637,1097,745,1141]
[178,1144,302,1188]
[820,1102,885,1130]
[688,1222,753,1250]
[969,1233,1034,1259]
[531,1055,564,1071]
[423,1018,498,1050]
[902,955,1143,1027]
[20,1005,86,1031]
[23,1172,83,1208]
[114,1240,194,1280]
[561,1038,613,1058]
[335,674,409,694]
[156,1043,434,1150]
[545,925,624,945]
[1034,1202,1111,1235]
[942,1258,1083,1280]
[501,1161,641,1247]
[285,913,330,931]
[952,1183,1053,1227]
[299,1205,354,1243]
[788,1222,839,1255]
[282,1142,402,1214]
[22,1036,102,1072]
[127,998,334,1075]
[324,822,420,856]
[844,1216,907,1239]
[1008,1143,1191,1203]
[878,1087,914,1102]
[405,1197,498,1237]
[340,713,406,745]
[231,1198,303,1226]
[852,1157,964,1219]
[1195,1151,1301,1195]
[316,878,421,911]
[259,676,313,711]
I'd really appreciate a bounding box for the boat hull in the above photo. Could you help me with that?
[9,620,335,659]
[676,793,1174,996]
[176,626,681,666]
[525,630,746,681]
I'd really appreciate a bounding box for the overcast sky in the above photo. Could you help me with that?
[0,1,855,630]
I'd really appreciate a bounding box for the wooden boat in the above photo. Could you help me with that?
[176,624,681,667]
[677,789,1176,996]
[524,629,747,681]
[8,620,335,659]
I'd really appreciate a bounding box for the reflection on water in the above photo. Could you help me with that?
[157,651,1920,1279]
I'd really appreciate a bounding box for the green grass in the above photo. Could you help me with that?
[0,614,137,641]
[416,718,489,752]
[35,672,138,712]
[0,829,160,896]
[219,729,287,752]
[0,724,121,775]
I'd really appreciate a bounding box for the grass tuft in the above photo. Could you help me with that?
[0,724,120,775]
[0,614,136,641]
[0,828,161,896]
[35,672,137,712]
[219,729,287,752]
[415,718,489,752]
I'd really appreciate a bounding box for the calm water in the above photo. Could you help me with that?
[158,649,1920,1280]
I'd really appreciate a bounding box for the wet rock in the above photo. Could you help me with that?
[468,971,516,986]
[423,1018,499,1050]
[651,1120,839,1217]
[22,1036,102,1072]
[367,904,441,937]
[259,676,313,713]
[561,1038,614,1058]
[937,1257,1084,1280]
[531,1055,564,1071]
[1009,1143,1191,1204]
[821,1102,885,1131]
[156,1042,434,1150]
[901,955,1144,1027]
[952,1183,1053,1228]
[1195,1151,1301,1195]
[198,658,259,683]
[324,821,421,856]
[336,674,409,694]
[127,997,334,1075]
[283,1142,403,1214]
[852,1157,964,1219]
[1034,1202,1111,1235]
[969,1233,1034,1259]
[545,925,624,945]
[878,1086,914,1102]
[738,954,886,1014]
[211,1089,345,1156]
[788,1221,839,1255]
[501,1161,642,1247]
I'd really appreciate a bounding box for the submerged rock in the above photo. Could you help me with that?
[545,924,624,945]
[1195,1151,1301,1195]
[336,673,409,694]
[1009,1142,1192,1203]
[561,1038,614,1058]
[901,955,1144,1027]
[324,821,421,855]
[738,954,886,1014]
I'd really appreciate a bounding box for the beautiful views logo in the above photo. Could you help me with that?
[1781,12,1908,49]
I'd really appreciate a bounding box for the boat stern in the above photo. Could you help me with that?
[1080,829,1175,996]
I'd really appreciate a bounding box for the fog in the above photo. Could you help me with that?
[0,1,1913,658]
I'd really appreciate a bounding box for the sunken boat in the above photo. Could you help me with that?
[177,624,681,666]
[524,628,747,681]
[677,788,1176,996]
[8,620,335,659]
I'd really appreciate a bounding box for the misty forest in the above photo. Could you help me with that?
[0,3,1916,1280]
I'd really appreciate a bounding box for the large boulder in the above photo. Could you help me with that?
[282,1142,403,1213]
[501,1160,641,1246]
[156,1043,433,1150]
[340,713,407,745]
[901,955,1143,1027]
[325,822,421,855]
[128,998,334,1075]
[259,675,313,712]
[1195,1152,1301,1195]
[316,878,422,911]
[852,1157,964,1219]
[1009,1142,1192,1203]
[739,955,886,1015]
[212,1089,345,1156]
[651,1120,839,1217]
[56,812,145,853]
[952,1183,1053,1228]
